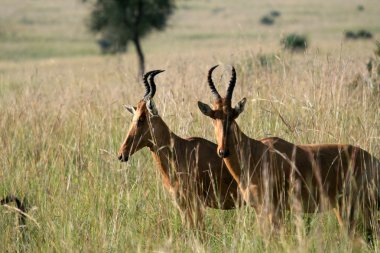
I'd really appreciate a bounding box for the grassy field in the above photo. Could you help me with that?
[1,0,380,252]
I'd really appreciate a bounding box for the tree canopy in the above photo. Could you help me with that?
[86,0,174,75]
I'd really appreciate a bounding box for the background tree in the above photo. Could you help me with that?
[85,0,174,77]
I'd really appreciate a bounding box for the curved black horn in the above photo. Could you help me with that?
[226,66,236,101]
[147,70,165,99]
[142,70,157,99]
[208,65,221,100]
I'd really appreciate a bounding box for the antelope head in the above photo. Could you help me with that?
[197,65,246,158]
[118,70,164,162]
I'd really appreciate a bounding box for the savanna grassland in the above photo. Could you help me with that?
[1,0,380,252]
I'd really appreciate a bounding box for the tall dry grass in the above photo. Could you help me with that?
[1,0,380,251]
[0,49,379,252]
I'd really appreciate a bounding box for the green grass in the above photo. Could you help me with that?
[0,0,380,252]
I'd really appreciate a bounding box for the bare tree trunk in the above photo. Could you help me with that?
[133,37,145,79]
[133,0,144,79]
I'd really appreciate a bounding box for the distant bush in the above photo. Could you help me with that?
[270,10,281,17]
[281,34,307,51]
[211,7,224,14]
[357,29,373,39]
[345,29,373,40]
[260,10,281,26]
[345,31,357,39]
[97,39,112,54]
[357,5,364,11]
[260,16,274,25]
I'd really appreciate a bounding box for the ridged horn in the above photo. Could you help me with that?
[208,65,221,100]
[226,66,236,101]
[147,70,165,99]
[142,70,158,99]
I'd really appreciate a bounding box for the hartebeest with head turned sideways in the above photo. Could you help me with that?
[198,65,380,238]
[117,70,241,229]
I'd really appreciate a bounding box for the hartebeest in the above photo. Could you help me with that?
[198,65,380,237]
[117,70,240,228]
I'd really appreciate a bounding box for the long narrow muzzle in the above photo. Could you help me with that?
[118,153,129,162]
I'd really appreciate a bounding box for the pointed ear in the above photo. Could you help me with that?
[124,105,136,114]
[146,99,158,116]
[234,97,247,115]
[197,101,213,117]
